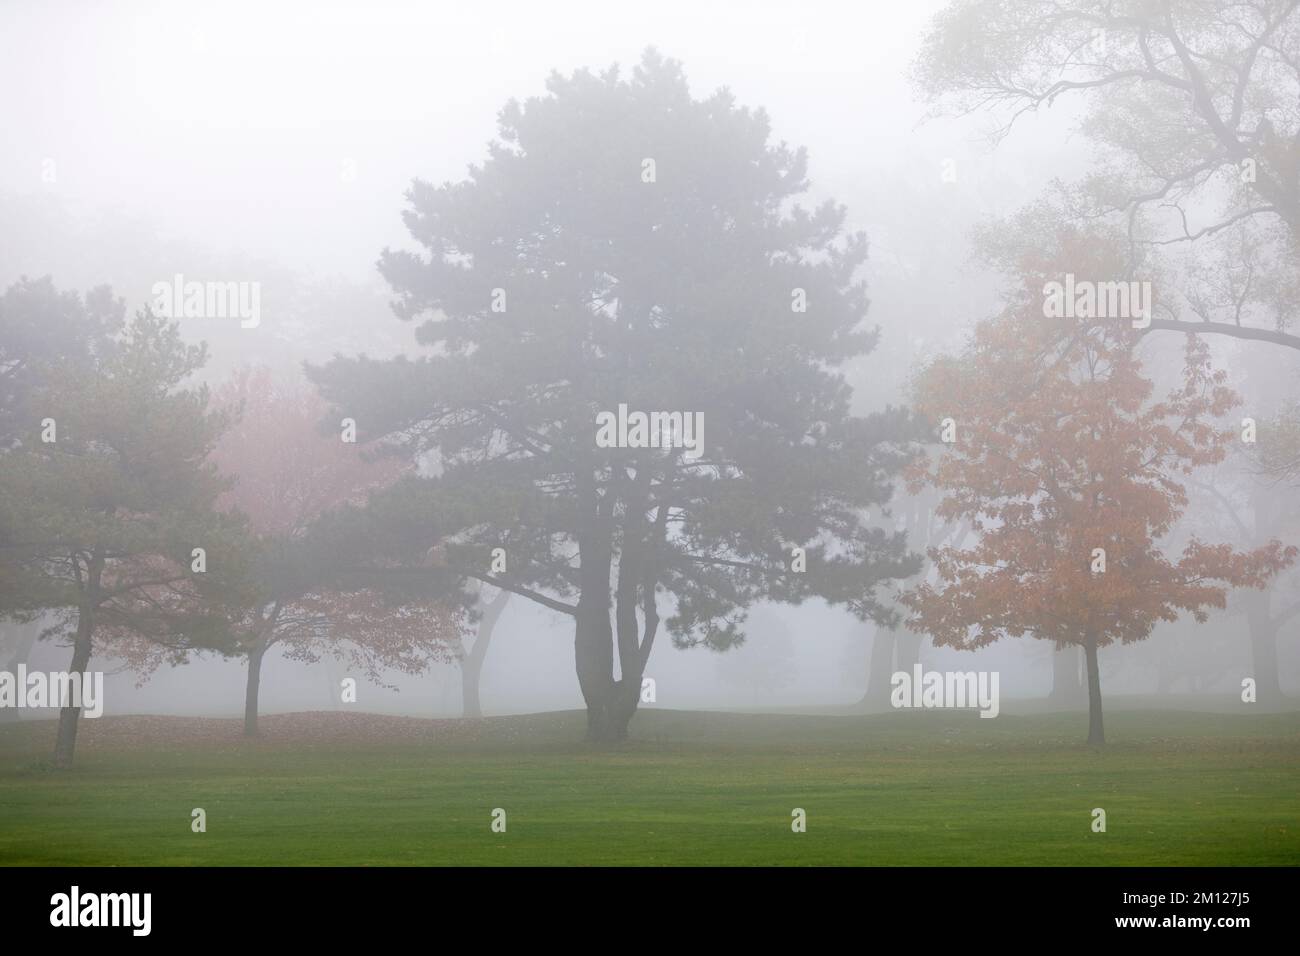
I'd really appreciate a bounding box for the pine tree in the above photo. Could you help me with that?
[309,51,919,740]
[2,300,253,766]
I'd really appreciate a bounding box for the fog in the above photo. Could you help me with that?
[2,0,1297,727]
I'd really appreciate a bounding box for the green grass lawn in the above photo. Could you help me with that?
[0,708,1297,865]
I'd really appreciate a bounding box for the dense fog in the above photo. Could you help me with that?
[3,0,1297,726]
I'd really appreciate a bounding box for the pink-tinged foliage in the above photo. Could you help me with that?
[211,366,409,536]
[116,368,463,686]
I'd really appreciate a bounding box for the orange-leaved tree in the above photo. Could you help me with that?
[902,238,1295,745]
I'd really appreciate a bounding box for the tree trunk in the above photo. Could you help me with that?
[461,588,509,718]
[895,629,922,677]
[575,609,639,742]
[860,626,895,709]
[53,600,96,769]
[571,468,653,744]
[575,591,641,743]
[1083,633,1104,746]
[244,642,266,737]
[574,540,624,741]
[1049,645,1085,708]
[591,679,641,742]
[1155,636,1180,695]
[1245,591,1282,709]
[460,657,482,719]
[0,618,42,724]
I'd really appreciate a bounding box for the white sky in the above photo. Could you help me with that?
[0,0,1063,278]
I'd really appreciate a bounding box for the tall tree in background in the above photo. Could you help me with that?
[1049,644,1087,708]
[1,300,252,767]
[916,0,1300,351]
[860,486,970,710]
[1187,444,1300,705]
[0,277,120,450]
[207,368,461,736]
[902,229,1295,743]
[454,584,509,719]
[310,50,919,740]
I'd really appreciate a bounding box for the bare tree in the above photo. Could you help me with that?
[916,0,1300,349]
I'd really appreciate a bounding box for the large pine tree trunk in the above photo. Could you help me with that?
[570,472,627,742]
[574,589,643,742]
[575,545,625,741]
[244,642,266,737]
[572,475,662,744]
[1083,634,1104,746]
[589,679,641,742]
[1245,591,1282,708]
[575,607,641,742]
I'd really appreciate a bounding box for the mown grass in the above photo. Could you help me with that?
[0,708,1296,865]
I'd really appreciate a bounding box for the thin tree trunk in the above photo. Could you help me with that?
[54,592,98,768]
[0,618,42,724]
[244,641,266,737]
[895,629,922,677]
[460,658,482,719]
[1084,633,1104,746]
[54,552,102,768]
[1050,645,1084,708]
[861,626,895,709]
[461,588,509,718]
[1244,486,1285,707]
[1245,591,1282,708]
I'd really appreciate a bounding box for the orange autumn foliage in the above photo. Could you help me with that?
[903,299,1295,657]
